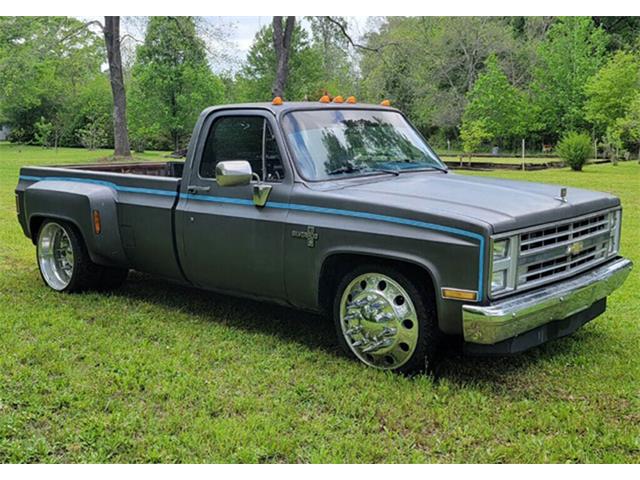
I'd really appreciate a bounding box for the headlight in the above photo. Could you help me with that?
[493,239,509,259]
[490,236,517,295]
[609,210,622,255]
[491,270,506,291]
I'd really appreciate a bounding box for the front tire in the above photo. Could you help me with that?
[332,264,441,374]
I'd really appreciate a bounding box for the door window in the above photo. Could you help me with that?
[200,116,284,182]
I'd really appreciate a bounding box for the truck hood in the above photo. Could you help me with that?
[313,172,620,233]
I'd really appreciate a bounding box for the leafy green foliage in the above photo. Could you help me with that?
[360,17,524,137]
[584,51,640,134]
[229,24,327,103]
[462,55,532,146]
[556,131,593,171]
[612,93,640,156]
[33,117,53,148]
[129,17,225,151]
[460,120,492,155]
[531,17,609,138]
[0,17,107,146]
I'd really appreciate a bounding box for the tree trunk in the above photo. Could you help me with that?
[104,16,131,158]
[272,16,295,99]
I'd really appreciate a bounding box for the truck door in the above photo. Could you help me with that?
[175,110,292,300]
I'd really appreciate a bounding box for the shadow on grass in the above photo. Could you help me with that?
[113,272,595,386]
[115,272,338,353]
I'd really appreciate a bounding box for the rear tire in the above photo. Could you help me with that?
[36,219,128,293]
[332,263,441,375]
[36,220,102,292]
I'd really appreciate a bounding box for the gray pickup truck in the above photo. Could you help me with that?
[15,101,633,373]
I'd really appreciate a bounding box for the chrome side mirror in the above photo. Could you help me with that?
[215,160,272,207]
[215,161,252,187]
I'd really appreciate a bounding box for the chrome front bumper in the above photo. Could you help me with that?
[463,258,633,345]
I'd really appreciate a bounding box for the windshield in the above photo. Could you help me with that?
[282,109,446,181]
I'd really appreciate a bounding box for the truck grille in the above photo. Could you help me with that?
[516,212,614,290]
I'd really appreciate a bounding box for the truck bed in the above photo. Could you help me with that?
[51,160,185,178]
[17,161,186,282]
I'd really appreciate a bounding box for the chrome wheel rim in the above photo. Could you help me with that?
[37,222,74,290]
[340,273,419,369]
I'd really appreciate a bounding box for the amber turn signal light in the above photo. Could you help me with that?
[92,209,102,235]
[441,288,478,302]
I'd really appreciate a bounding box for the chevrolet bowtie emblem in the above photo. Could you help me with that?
[567,241,584,256]
[292,226,319,248]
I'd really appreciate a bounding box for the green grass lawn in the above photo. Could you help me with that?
[0,143,638,463]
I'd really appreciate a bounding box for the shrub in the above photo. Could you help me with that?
[557,131,592,171]
[34,117,53,148]
[460,120,492,157]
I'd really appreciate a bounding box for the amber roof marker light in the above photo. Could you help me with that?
[333,95,345,103]
[380,99,391,106]
[346,96,357,104]
[319,95,331,103]
[272,96,283,106]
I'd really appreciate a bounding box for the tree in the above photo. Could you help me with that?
[0,16,106,145]
[460,120,492,156]
[360,17,516,137]
[103,16,131,158]
[584,50,640,135]
[230,24,324,103]
[462,55,531,147]
[531,17,608,139]
[307,16,360,96]
[272,16,296,98]
[610,92,640,160]
[129,17,225,151]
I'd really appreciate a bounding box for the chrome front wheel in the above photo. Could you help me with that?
[339,272,420,370]
[37,221,75,291]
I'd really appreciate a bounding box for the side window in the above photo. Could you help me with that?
[200,116,285,182]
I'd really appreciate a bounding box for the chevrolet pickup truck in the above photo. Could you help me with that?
[15,101,633,373]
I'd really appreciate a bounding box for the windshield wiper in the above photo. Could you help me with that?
[370,167,399,176]
[327,165,400,177]
[327,164,363,175]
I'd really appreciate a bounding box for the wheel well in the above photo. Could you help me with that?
[29,216,46,244]
[29,216,85,247]
[318,253,437,315]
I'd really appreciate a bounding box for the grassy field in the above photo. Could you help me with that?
[0,143,638,463]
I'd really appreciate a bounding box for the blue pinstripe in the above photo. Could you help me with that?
[19,174,486,296]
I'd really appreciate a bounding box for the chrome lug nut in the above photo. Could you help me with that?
[374,312,394,322]
[345,326,363,335]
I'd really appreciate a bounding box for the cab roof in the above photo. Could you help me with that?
[201,101,399,118]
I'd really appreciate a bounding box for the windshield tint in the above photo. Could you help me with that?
[282,109,445,181]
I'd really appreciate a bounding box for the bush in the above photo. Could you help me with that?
[34,117,53,148]
[557,131,592,171]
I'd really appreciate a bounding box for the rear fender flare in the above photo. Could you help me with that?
[25,180,128,267]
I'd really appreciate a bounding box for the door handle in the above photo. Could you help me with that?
[187,185,211,194]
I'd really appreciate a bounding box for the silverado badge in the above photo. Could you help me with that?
[292,226,319,248]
